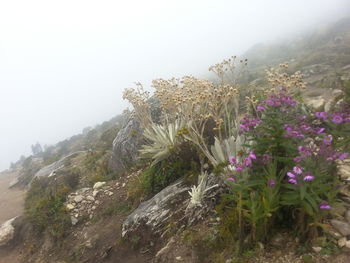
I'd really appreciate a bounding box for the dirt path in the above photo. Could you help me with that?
[0,170,25,225]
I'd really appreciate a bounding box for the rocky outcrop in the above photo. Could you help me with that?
[34,151,85,178]
[122,180,190,237]
[0,217,17,246]
[109,116,145,174]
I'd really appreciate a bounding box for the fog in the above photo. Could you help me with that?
[0,0,349,171]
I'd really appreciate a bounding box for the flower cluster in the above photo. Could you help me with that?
[239,117,261,132]
[286,165,315,185]
[315,110,350,124]
[227,152,257,182]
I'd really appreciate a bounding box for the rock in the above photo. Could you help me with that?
[175,256,183,261]
[71,217,78,226]
[86,196,95,201]
[0,217,16,246]
[74,195,84,203]
[92,190,99,197]
[346,240,350,249]
[305,97,325,111]
[330,219,350,236]
[93,182,106,189]
[339,165,350,181]
[66,204,75,210]
[34,151,85,178]
[109,116,145,174]
[122,180,190,237]
[312,246,322,253]
[338,237,347,248]
[346,211,350,223]
[122,183,126,188]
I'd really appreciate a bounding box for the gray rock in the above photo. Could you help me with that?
[109,116,145,174]
[74,195,83,203]
[0,217,16,246]
[71,216,78,226]
[122,180,190,237]
[330,219,350,236]
[86,196,95,201]
[93,182,106,189]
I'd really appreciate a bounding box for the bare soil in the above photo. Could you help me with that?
[0,170,25,224]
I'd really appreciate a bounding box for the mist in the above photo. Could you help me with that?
[0,0,349,171]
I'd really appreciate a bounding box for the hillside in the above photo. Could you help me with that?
[1,18,350,263]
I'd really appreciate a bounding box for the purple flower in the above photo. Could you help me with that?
[293,166,303,175]
[315,127,325,134]
[248,152,257,160]
[287,172,296,178]
[315,112,328,119]
[303,173,315,181]
[288,178,298,185]
[257,105,266,112]
[243,157,252,167]
[229,156,237,165]
[227,177,236,182]
[319,202,331,210]
[323,135,333,145]
[293,156,302,163]
[338,153,349,161]
[332,114,343,124]
[267,179,276,187]
[235,165,244,172]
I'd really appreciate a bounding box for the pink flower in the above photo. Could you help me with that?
[288,178,298,185]
[293,157,302,163]
[244,157,252,167]
[227,177,236,182]
[235,165,244,172]
[257,105,266,112]
[287,172,296,178]
[248,152,257,160]
[228,156,237,165]
[303,174,315,181]
[293,166,303,175]
[319,202,331,210]
[267,179,276,187]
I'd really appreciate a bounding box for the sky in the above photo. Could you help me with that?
[0,0,349,171]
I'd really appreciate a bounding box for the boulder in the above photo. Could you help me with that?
[109,116,145,174]
[0,217,16,246]
[122,180,190,237]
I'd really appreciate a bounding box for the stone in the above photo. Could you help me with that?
[66,204,75,210]
[74,195,83,203]
[312,247,322,253]
[92,190,99,197]
[175,256,183,261]
[86,196,95,201]
[338,237,347,248]
[122,180,190,237]
[93,182,106,189]
[0,217,16,246]
[108,191,114,196]
[108,115,145,174]
[305,97,325,111]
[330,219,350,236]
[346,240,350,249]
[71,217,78,226]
